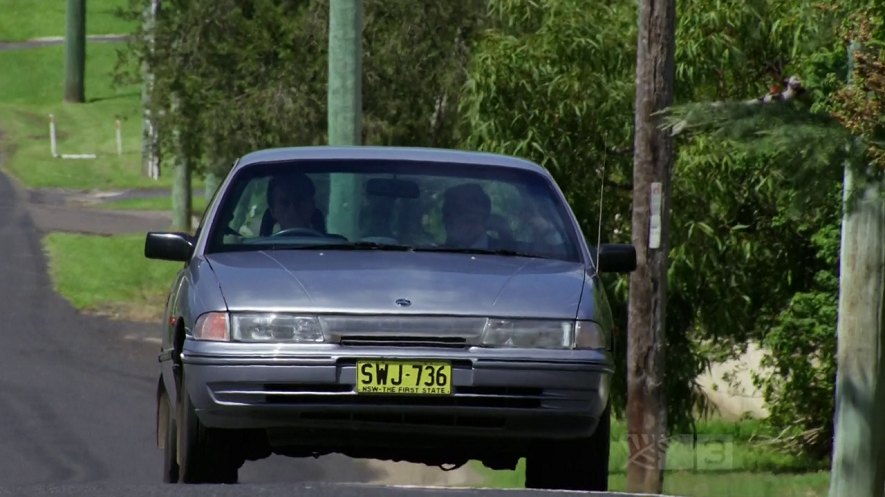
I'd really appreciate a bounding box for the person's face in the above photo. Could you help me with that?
[269,187,314,230]
[443,206,487,246]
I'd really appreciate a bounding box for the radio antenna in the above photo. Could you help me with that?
[594,141,608,273]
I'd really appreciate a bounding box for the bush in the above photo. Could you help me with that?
[754,218,839,460]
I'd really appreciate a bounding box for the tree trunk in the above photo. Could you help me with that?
[141,0,161,178]
[170,97,191,232]
[63,0,86,103]
[627,0,676,493]
[171,150,192,232]
[828,40,885,497]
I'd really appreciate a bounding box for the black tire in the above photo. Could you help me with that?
[177,373,241,484]
[160,389,180,483]
[525,404,611,491]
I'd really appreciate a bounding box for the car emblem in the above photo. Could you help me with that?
[395,298,412,307]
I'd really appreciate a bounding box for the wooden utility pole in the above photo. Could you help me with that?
[627,0,676,493]
[326,0,363,239]
[63,0,86,103]
[828,42,885,497]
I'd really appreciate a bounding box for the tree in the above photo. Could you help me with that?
[460,0,827,431]
[121,0,487,184]
[64,0,86,102]
[140,0,161,179]
[666,5,885,476]
[827,7,885,496]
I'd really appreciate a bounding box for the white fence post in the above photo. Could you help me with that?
[49,114,58,158]
[115,119,123,156]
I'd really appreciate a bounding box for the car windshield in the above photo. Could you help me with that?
[207,159,582,262]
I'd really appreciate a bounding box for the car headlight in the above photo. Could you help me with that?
[231,313,324,343]
[480,319,609,350]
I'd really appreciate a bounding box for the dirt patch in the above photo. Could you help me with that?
[87,301,165,324]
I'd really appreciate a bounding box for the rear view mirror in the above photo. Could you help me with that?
[145,232,195,262]
[596,244,636,273]
[366,178,419,199]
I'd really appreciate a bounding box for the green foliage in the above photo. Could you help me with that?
[459,0,651,421]
[120,0,487,176]
[757,184,841,460]
[675,0,837,101]
[666,96,846,460]
[461,0,876,449]
[461,0,851,433]
[663,0,884,461]
[756,274,838,459]
[43,233,179,322]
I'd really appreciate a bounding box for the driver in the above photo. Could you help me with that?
[267,172,317,232]
[442,183,496,249]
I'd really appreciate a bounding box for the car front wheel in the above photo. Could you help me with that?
[177,373,241,484]
[159,388,179,483]
[524,404,611,491]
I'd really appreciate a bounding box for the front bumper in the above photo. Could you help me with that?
[180,342,613,443]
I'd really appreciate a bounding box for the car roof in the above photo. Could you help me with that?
[235,146,549,176]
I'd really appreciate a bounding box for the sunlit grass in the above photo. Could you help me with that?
[0,0,135,41]
[474,416,829,496]
[43,233,179,322]
[0,42,170,189]
[101,194,209,214]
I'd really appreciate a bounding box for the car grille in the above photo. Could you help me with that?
[338,335,468,348]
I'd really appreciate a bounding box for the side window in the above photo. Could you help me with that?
[228,177,269,238]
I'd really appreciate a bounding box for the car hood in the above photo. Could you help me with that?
[206,250,586,318]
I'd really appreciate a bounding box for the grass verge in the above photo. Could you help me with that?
[0,43,169,190]
[43,232,179,322]
[0,0,134,42]
[101,194,209,213]
[473,417,829,496]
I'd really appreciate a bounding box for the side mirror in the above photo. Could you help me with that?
[145,232,195,262]
[596,244,636,273]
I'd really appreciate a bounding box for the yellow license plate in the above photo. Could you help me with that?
[356,360,452,395]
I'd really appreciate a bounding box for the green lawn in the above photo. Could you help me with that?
[473,417,829,496]
[0,0,135,41]
[102,194,209,213]
[0,42,173,189]
[43,233,179,322]
[477,461,828,496]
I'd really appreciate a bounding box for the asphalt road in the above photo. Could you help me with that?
[0,172,388,493]
[0,170,646,497]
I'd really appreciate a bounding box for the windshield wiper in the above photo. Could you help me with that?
[414,247,550,259]
[279,241,414,251]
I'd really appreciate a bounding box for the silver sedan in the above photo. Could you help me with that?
[145,146,635,490]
